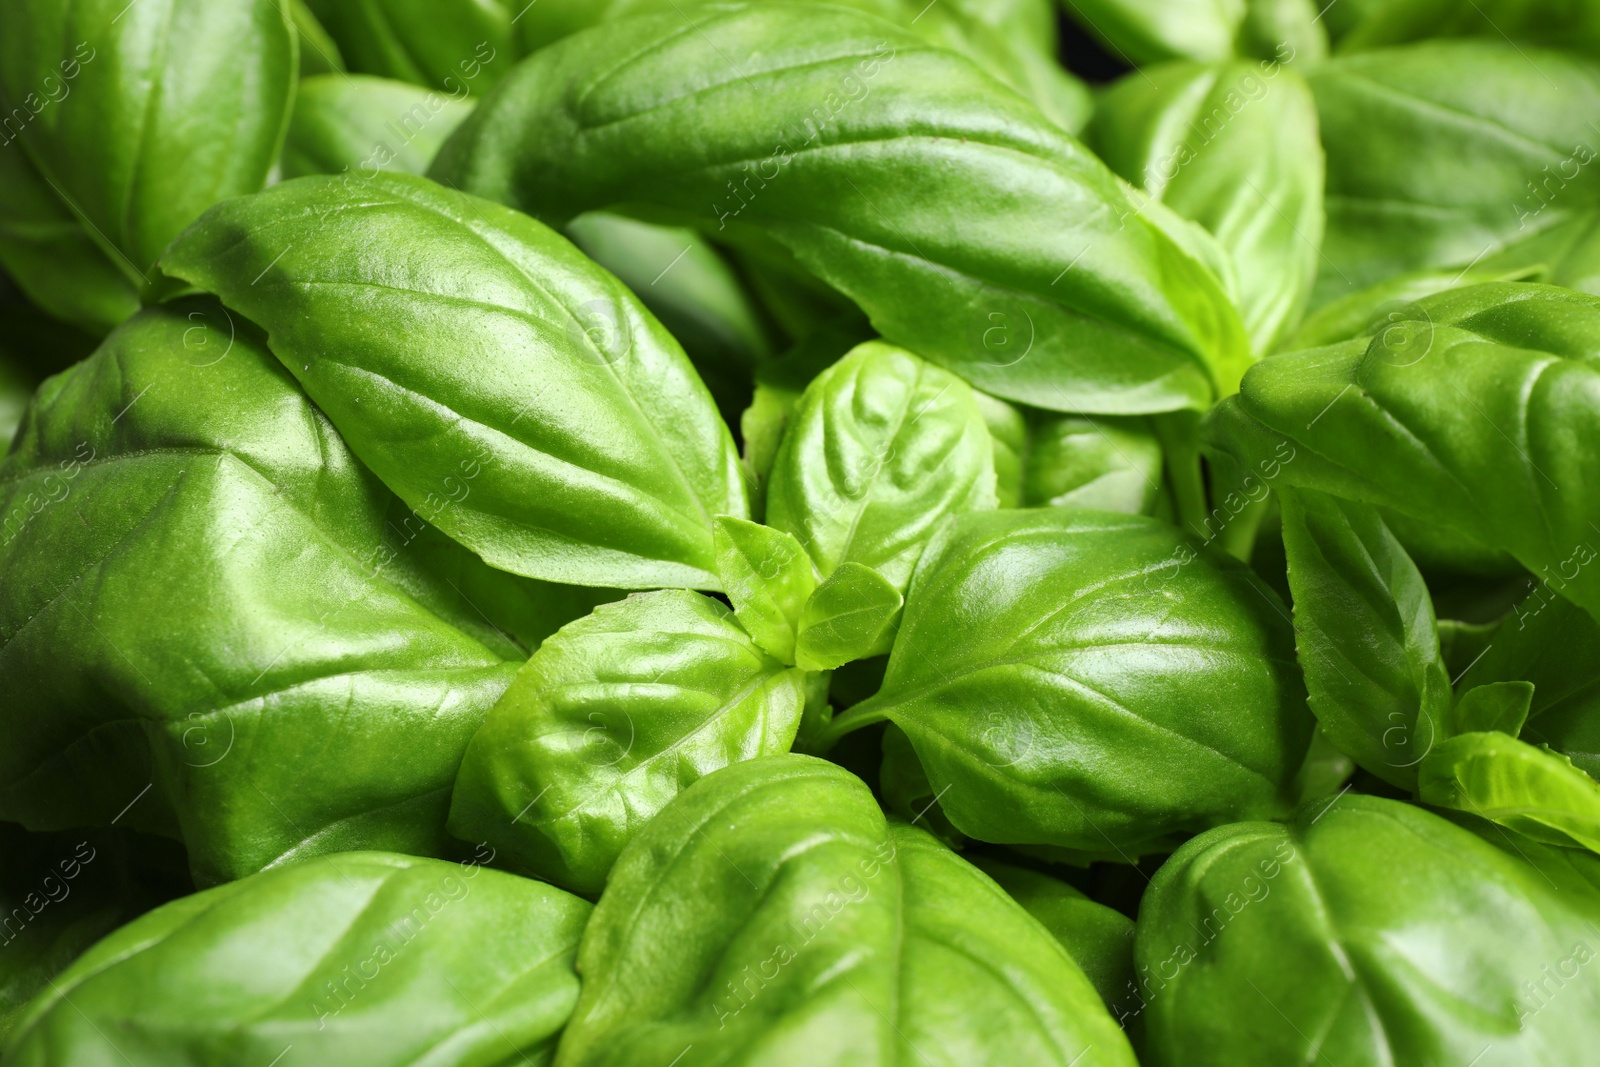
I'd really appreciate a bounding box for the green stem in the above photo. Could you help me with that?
[812,695,892,752]
[1215,492,1270,562]
[1154,412,1208,537]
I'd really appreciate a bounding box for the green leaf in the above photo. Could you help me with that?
[1338,0,1600,56]
[281,74,474,179]
[1059,0,1326,66]
[1089,59,1324,353]
[1309,40,1600,306]
[157,172,747,590]
[713,515,816,665]
[1024,413,1166,513]
[1449,681,1535,737]
[556,755,1138,1067]
[794,561,904,671]
[448,590,807,894]
[288,0,344,76]
[1277,486,1452,788]
[765,341,997,594]
[973,388,1027,508]
[1420,731,1600,854]
[0,300,564,884]
[0,0,296,281]
[1137,795,1600,1065]
[432,3,1249,414]
[3,852,590,1064]
[830,508,1312,853]
[303,0,515,95]
[1208,282,1600,620]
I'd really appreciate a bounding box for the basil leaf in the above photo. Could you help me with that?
[1449,680,1535,737]
[157,172,748,590]
[1309,40,1600,306]
[1420,731,1600,854]
[282,74,474,179]
[1059,0,1325,66]
[1137,794,1600,1065]
[713,515,815,665]
[433,3,1250,414]
[449,590,807,894]
[834,508,1312,853]
[289,0,345,76]
[0,301,534,884]
[1338,0,1600,56]
[1209,283,1600,618]
[766,341,997,595]
[1024,413,1165,513]
[1277,486,1452,788]
[3,852,590,1065]
[557,755,1137,1067]
[1089,59,1324,353]
[0,0,295,282]
[974,389,1027,508]
[794,561,903,671]
[302,0,514,95]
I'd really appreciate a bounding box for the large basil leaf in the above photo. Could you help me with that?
[0,0,295,288]
[765,341,996,596]
[1023,412,1165,513]
[828,508,1312,854]
[0,826,190,1041]
[1309,40,1600,306]
[1136,795,1600,1066]
[1457,595,1600,777]
[432,3,1250,415]
[1090,59,1324,353]
[303,0,514,95]
[0,300,575,885]
[449,590,806,895]
[1207,282,1600,619]
[555,755,1137,1067]
[2,851,591,1065]
[157,172,747,590]
[1419,730,1600,853]
[1277,486,1452,788]
[282,73,474,179]
[1059,0,1326,66]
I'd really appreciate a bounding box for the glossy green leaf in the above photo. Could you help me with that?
[1023,413,1165,513]
[433,3,1250,415]
[1090,59,1324,352]
[555,755,1138,1067]
[2,851,591,1065]
[1449,680,1534,737]
[303,0,514,95]
[1277,486,1452,788]
[967,857,1136,1014]
[0,0,296,282]
[1208,283,1600,620]
[1136,795,1600,1066]
[794,561,903,671]
[1457,594,1600,778]
[830,508,1312,854]
[1420,731,1600,854]
[1059,0,1325,66]
[1309,40,1600,306]
[157,172,747,590]
[713,515,815,665]
[449,590,806,895]
[1338,0,1600,56]
[282,74,474,179]
[0,300,564,884]
[765,341,997,595]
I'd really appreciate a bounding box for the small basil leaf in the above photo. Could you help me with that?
[1420,731,1600,854]
[448,590,807,894]
[433,3,1249,414]
[157,172,747,590]
[794,561,904,671]
[1277,486,1452,788]
[281,74,474,179]
[303,0,515,95]
[837,508,1311,853]
[1138,795,1600,1065]
[712,515,816,665]
[3,852,590,1064]
[557,755,1137,1067]
[1024,413,1165,513]
[766,341,997,594]
[1449,681,1535,738]
[0,0,296,280]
